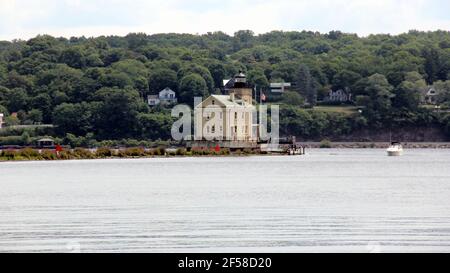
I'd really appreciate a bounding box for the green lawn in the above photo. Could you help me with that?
[313,106,359,115]
[420,104,443,109]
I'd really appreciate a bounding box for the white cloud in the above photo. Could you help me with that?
[0,0,448,40]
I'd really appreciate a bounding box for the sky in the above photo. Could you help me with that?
[0,0,449,40]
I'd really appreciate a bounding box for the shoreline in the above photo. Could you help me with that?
[1,143,450,162]
[0,153,277,163]
[302,142,450,149]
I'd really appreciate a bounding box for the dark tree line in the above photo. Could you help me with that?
[0,30,450,141]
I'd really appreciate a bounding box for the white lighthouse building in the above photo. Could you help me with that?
[194,72,257,142]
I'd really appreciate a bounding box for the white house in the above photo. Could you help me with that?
[326,89,352,102]
[147,87,177,106]
[159,87,177,105]
[422,87,439,104]
[0,113,3,129]
[194,73,257,142]
[270,82,291,93]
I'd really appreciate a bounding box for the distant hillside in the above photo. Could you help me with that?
[0,30,450,144]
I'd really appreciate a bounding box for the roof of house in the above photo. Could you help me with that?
[160,87,175,93]
[270,82,291,88]
[427,88,438,95]
[420,87,439,96]
[147,95,158,99]
[196,95,252,109]
[38,138,54,142]
[211,95,242,106]
[330,88,350,94]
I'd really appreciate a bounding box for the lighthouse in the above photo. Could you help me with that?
[224,71,253,105]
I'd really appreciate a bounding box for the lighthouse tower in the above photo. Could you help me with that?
[225,71,253,105]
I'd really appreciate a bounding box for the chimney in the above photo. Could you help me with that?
[230,93,235,102]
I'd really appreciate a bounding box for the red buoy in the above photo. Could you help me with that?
[55,144,63,152]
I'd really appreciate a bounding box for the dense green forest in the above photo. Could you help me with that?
[1,30,450,145]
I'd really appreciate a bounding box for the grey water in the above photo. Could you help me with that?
[1,148,450,253]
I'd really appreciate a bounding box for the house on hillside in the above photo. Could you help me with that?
[147,95,160,106]
[325,89,352,102]
[270,82,291,93]
[421,87,439,105]
[159,87,177,105]
[147,87,177,106]
[194,72,257,142]
[0,113,3,129]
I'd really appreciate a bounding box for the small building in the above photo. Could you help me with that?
[37,138,55,148]
[147,87,177,106]
[270,82,291,93]
[0,113,3,129]
[147,95,160,106]
[326,89,352,102]
[421,87,439,105]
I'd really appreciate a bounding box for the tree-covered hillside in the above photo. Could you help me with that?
[1,30,450,144]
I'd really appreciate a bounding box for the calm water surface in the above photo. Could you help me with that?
[1,149,450,252]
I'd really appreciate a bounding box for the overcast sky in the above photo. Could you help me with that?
[0,0,449,40]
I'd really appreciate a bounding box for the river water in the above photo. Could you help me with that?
[1,149,450,253]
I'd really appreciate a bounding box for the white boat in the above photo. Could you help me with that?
[288,148,303,155]
[387,142,403,156]
[287,145,305,155]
